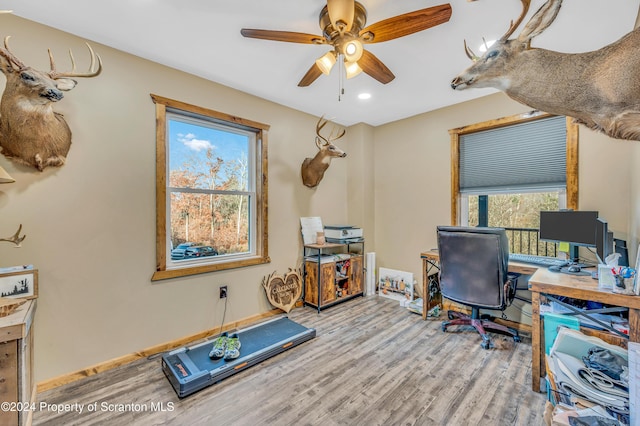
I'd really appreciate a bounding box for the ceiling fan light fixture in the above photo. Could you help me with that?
[342,39,363,63]
[316,51,337,75]
[327,0,355,33]
[345,61,363,79]
[478,39,496,53]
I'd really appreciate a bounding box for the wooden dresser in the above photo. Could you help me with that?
[0,299,36,426]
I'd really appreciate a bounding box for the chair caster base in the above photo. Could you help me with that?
[480,339,491,350]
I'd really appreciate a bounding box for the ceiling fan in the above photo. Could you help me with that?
[241,0,452,87]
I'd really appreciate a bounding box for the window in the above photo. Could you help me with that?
[151,95,269,280]
[450,112,579,254]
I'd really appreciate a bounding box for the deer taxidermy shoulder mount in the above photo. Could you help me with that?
[301,115,347,188]
[0,37,102,171]
[451,0,640,141]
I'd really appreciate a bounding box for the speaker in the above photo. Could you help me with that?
[614,238,629,267]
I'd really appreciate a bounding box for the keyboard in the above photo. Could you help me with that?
[508,253,566,267]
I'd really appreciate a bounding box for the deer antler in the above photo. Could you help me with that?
[462,0,530,61]
[0,224,26,247]
[0,36,26,70]
[315,115,346,149]
[48,42,103,79]
[463,40,479,61]
[500,0,531,41]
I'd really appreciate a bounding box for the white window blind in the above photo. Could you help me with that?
[459,115,566,194]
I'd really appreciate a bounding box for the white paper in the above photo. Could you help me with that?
[630,341,639,426]
[300,216,323,244]
[634,244,640,295]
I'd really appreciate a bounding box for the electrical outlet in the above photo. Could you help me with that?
[219,286,228,299]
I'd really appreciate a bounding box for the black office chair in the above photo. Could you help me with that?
[437,226,520,349]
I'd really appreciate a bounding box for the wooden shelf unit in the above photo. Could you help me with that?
[303,241,364,312]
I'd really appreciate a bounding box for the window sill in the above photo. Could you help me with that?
[152,255,271,281]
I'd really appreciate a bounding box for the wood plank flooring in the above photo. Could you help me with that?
[33,296,546,425]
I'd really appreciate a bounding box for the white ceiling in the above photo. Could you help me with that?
[4,0,639,127]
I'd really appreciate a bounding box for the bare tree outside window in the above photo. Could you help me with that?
[151,95,269,280]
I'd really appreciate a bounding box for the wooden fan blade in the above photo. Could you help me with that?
[360,4,452,43]
[298,63,324,87]
[358,50,395,84]
[241,29,325,44]
[327,0,355,32]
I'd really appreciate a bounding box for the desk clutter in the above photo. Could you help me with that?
[597,251,639,296]
[545,327,635,425]
[598,266,638,296]
[540,302,630,337]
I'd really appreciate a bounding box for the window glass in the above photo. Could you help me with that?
[167,115,253,262]
[450,112,578,256]
[463,192,563,256]
[151,95,269,280]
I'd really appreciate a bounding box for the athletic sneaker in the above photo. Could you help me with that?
[208,332,228,359]
[224,333,242,361]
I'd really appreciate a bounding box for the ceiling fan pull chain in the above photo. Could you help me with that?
[338,54,344,101]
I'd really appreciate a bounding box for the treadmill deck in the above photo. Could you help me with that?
[162,316,316,397]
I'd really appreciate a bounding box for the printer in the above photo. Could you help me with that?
[324,225,363,243]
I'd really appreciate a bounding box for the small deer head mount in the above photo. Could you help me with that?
[301,115,347,188]
[0,37,102,171]
[451,0,640,141]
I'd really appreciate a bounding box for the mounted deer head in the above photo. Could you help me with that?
[451,0,640,141]
[0,37,102,171]
[301,115,347,188]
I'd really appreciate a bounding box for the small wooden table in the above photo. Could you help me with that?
[528,268,640,392]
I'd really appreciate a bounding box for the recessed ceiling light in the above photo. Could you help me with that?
[478,39,496,53]
[358,93,371,100]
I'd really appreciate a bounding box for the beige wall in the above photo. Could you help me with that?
[346,123,375,249]
[373,93,639,297]
[1,14,639,384]
[0,16,353,382]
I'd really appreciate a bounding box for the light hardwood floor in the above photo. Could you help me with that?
[33,296,546,425]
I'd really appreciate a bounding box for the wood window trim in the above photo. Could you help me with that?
[449,111,579,225]
[150,94,270,281]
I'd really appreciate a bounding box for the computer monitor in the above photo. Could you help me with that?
[539,210,599,247]
[595,218,613,264]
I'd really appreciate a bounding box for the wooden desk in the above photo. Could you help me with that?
[420,250,539,320]
[529,268,640,392]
